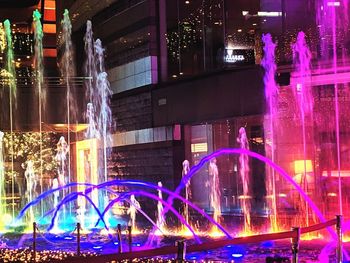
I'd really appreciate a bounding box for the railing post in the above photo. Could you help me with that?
[128,225,132,252]
[175,240,186,262]
[336,215,343,263]
[291,227,300,263]
[117,224,122,253]
[77,222,81,256]
[33,222,37,263]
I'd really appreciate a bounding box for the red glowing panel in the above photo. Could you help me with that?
[45,0,56,9]
[43,48,57,57]
[44,9,56,21]
[43,24,56,34]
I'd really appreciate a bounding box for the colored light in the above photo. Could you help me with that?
[327,1,340,6]
[93,246,102,249]
[232,253,244,258]
[257,11,282,17]
[294,160,313,174]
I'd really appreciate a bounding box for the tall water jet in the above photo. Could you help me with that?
[4,19,16,219]
[292,31,313,226]
[94,39,113,213]
[316,0,349,62]
[0,131,6,220]
[156,182,166,233]
[261,33,278,232]
[127,194,140,231]
[316,2,350,217]
[33,10,45,216]
[60,9,77,187]
[208,158,221,229]
[83,21,113,213]
[182,160,191,225]
[24,160,37,222]
[84,21,96,104]
[237,127,251,233]
[55,136,69,187]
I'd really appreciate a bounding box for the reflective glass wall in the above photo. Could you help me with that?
[166,0,318,80]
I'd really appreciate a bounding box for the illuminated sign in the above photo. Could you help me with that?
[225,49,245,63]
[224,48,255,65]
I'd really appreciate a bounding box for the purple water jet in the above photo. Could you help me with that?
[261,33,278,231]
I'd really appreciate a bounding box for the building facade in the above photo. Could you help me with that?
[57,0,350,220]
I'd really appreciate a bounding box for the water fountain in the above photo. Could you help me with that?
[127,194,140,231]
[0,5,350,262]
[182,160,191,225]
[291,31,314,227]
[208,158,221,232]
[33,10,45,215]
[4,19,16,220]
[156,182,166,233]
[24,160,37,222]
[83,20,113,218]
[237,127,251,234]
[261,33,278,232]
[0,131,6,225]
[60,9,77,189]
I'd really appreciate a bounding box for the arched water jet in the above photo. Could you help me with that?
[99,190,201,244]
[47,192,108,233]
[167,148,337,239]
[94,181,231,238]
[124,198,165,236]
[17,182,96,221]
[17,180,231,238]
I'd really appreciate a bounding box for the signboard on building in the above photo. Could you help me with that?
[224,48,255,65]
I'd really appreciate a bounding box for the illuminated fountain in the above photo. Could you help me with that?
[33,9,45,214]
[261,33,278,231]
[82,20,113,220]
[291,31,314,227]
[208,158,221,233]
[237,127,251,234]
[4,19,16,220]
[1,4,350,262]
[156,182,166,233]
[127,194,140,231]
[24,160,37,222]
[0,131,6,225]
[182,160,191,225]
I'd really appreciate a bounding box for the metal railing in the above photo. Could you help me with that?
[33,215,342,263]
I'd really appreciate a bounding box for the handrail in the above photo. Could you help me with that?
[56,218,340,263]
[300,218,337,234]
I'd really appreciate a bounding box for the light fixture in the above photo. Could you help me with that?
[327,1,340,6]
[185,0,190,4]
[237,29,242,32]
[257,11,282,17]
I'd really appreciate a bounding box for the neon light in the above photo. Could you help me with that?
[322,170,350,177]
[257,11,282,17]
[225,49,245,63]
[327,2,340,6]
